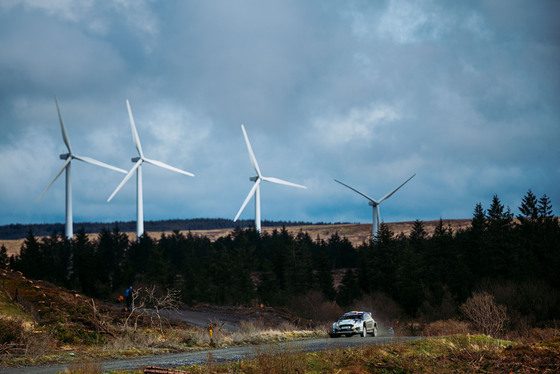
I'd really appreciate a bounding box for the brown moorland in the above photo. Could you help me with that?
[0,219,472,258]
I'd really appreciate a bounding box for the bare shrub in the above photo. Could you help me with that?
[19,331,54,358]
[124,286,180,336]
[0,316,25,344]
[460,292,508,337]
[0,317,55,358]
[289,291,342,323]
[422,319,473,336]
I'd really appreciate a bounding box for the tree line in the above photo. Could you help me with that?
[0,218,316,240]
[2,190,559,324]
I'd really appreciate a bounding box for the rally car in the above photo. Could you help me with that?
[330,311,378,337]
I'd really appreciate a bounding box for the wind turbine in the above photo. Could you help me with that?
[107,100,194,239]
[234,124,307,233]
[38,95,127,239]
[334,174,415,239]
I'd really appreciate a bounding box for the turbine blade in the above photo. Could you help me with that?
[143,157,195,177]
[107,160,142,202]
[378,174,416,203]
[334,179,377,204]
[126,100,144,158]
[241,124,261,177]
[73,154,127,173]
[54,95,72,154]
[37,158,71,202]
[262,176,307,189]
[234,179,260,222]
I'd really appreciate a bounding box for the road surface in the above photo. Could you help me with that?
[0,335,421,373]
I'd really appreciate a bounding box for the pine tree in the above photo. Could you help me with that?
[536,194,560,288]
[257,260,281,305]
[486,194,517,279]
[336,268,360,306]
[409,220,428,253]
[516,190,542,281]
[0,245,8,269]
[72,229,98,295]
[316,246,336,300]
[16,230,43,279]
[519,189,538,220]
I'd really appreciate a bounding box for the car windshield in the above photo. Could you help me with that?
[340,313,363,320]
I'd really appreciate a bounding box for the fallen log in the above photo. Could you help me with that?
[143,366,189,374]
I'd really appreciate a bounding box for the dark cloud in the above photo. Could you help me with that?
[0,0,558,227]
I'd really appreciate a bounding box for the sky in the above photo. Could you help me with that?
[0,0,559,228]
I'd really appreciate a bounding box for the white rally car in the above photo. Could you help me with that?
[330,311,378,337]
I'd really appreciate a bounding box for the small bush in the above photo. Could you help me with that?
[422,319,473,336]
[0,316,25,344]
[460,292,508,337]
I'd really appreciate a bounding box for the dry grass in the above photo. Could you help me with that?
[64,359,103,374]
[183,334,560,374]
[422,319,473,336]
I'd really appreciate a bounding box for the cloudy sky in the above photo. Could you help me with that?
[1,0,558,228]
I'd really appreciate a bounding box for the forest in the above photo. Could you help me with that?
[2,190,559,326]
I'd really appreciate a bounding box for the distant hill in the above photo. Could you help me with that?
[0,218,319,240]
[0,219,473,258]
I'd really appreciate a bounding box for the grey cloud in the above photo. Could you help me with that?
[0,0,558,226]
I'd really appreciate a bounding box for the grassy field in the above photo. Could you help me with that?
[0,219,472,257]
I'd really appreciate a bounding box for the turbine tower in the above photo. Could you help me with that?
[234,125,306,233]
[107,100,194,240]
[38,95,127,239]
[335,174,415,239]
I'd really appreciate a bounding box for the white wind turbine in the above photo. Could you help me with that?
[335,174,415,239]
[38,95,127,239]
[234,124,307,233]
[107,100,194,239]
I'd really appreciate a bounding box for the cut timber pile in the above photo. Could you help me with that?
[143,366,189,374]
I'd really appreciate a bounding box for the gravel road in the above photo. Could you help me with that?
[0,335,421,374]
[0,307,420,373]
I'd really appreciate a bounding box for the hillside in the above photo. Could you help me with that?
[0,219,472,258]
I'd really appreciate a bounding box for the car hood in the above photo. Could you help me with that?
[337,318,361,325]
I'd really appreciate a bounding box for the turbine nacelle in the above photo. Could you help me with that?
[59,153,70,160]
